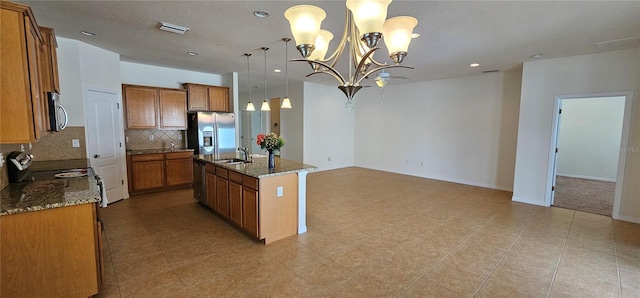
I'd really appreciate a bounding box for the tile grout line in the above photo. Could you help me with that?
[545,210,576,298]
[471,207,544,297]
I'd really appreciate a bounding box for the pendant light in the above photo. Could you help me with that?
[260,47,271,111]
[281,38,293,109]
[244,53,255,111]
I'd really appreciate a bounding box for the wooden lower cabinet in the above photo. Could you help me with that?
[205,171,216,208]
[1,203,100,297]
[242,186,259,238]
[228,181,243,226]
[215,175,229,218]
[165,152,193,186]
[131,160,164,191]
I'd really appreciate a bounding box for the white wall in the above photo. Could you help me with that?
[120,61,222,88]
[513,48,639,222]
[303,81,355,170]
[557,97,625,181]
[354,72,522,191]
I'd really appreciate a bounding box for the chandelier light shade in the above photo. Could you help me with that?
[244,53,256,111]
[346,0,391,47]
[308,29,334,61]
[284,5,326,58]
[382,16,418,64]
[285,0,417,107]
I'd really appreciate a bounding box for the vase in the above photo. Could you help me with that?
[268,150,275,170]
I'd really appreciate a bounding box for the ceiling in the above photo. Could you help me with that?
[19,1,640,92]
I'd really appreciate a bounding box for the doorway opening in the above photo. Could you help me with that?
[547,92,633,218]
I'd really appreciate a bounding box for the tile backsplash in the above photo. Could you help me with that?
[125,130,186,150]
[0,126,87,189]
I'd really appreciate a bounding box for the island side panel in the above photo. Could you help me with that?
[297,171,308,234]
[259,173,298,244]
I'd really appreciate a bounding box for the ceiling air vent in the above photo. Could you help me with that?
[594,37,639,52]
[158,22,190,35]
[483,70,499,73]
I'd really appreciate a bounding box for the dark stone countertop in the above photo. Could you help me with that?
[194,154,317,178]
[1,168,101,216]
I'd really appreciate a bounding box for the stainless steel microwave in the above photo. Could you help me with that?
[47,92,68,131]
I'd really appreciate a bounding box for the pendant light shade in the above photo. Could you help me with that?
[261,47,271,111]
[281,97,292,109]
[244,53,255,111]
[282,38,293,109]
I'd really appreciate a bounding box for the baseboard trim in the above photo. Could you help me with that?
[512,196,548,206]
[556,173,616,182]
[614,214,640,224]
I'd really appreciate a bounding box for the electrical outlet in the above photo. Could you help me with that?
[277,186,283,197]
[177,134,182,140]
[126,136,130,143]
[20,144,25,151]
[72,139,80,148]
[149,134,155,141]
[28,143,32,150]
[0,152,4,168]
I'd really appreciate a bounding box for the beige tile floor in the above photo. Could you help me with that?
[98,167,640,297]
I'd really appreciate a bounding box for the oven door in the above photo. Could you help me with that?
[48,92,68,131]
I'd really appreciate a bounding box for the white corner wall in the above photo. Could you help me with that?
[557,97,625,181]
[354,71,522,190]
[303,81,355,170]
[120,61,222,88]
[513,48,640,222]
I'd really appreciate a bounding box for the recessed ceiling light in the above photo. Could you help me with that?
[274,69,281,73]
[80,30,96,36]
[470,63,480,67]
[411,33,420,38]
[530,54,542,58]
[187,52,198,56]
[254,10,269,18]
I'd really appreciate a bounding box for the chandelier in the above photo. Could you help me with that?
[284,0,417,108]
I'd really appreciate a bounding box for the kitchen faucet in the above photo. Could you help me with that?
[239,147,250,162]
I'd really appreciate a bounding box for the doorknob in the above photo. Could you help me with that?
[94,154,100,158]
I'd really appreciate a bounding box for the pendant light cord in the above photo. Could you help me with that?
[285,40,289,98]
[245,53,252,102]
[262,47,268,102]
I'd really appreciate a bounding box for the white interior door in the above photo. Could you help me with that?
[86,90,125,204]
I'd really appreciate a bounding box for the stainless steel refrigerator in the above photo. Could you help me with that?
[187,112,236,156]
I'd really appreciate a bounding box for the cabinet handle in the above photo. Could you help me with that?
[94,154,101,158]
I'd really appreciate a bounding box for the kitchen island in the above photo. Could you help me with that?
[194,154,316,244]
[0,168,103,297]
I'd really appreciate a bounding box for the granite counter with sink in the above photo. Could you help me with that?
[194,154,317,178]
[126,148,194,155]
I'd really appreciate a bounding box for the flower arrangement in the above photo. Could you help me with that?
[256,133,285,152]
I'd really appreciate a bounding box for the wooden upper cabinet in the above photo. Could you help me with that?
[184,83,208,111]
[123,85,158,129]
[38,27,59,92]
[159,89,187,129]
[0,2,47,143]
[208,86,229,112]
[123,84,187,130]
[183,83,229,112]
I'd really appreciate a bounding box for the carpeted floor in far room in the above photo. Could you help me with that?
[553,175,616,216]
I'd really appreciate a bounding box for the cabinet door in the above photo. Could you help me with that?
[25,16,46,140]
[38,27,59,93]
[165,158,193,186]
[229,181,243,227]
[123,85,158,129]
[242,186,259,238]
[159,89,187,129]
[205,172,216,208]
[131,160,165,191]
[186,84,208,111]
[208,86,229,112]
[216,176,229,218]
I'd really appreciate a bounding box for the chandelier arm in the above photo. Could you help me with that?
[351,47,380,83]
[291,58,346,85]
[355,65,414,86]
[324,8,352,69]
[304,69,346,85]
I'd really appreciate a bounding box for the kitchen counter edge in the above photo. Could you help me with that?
[194,154,317,178]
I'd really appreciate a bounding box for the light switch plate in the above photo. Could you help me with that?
[277,186,283,197]
[72,139,80,147]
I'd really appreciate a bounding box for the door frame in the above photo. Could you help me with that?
[84,86,129,201]
[546,91,634,219]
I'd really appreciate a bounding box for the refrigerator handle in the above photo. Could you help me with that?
[214,123,219,158]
